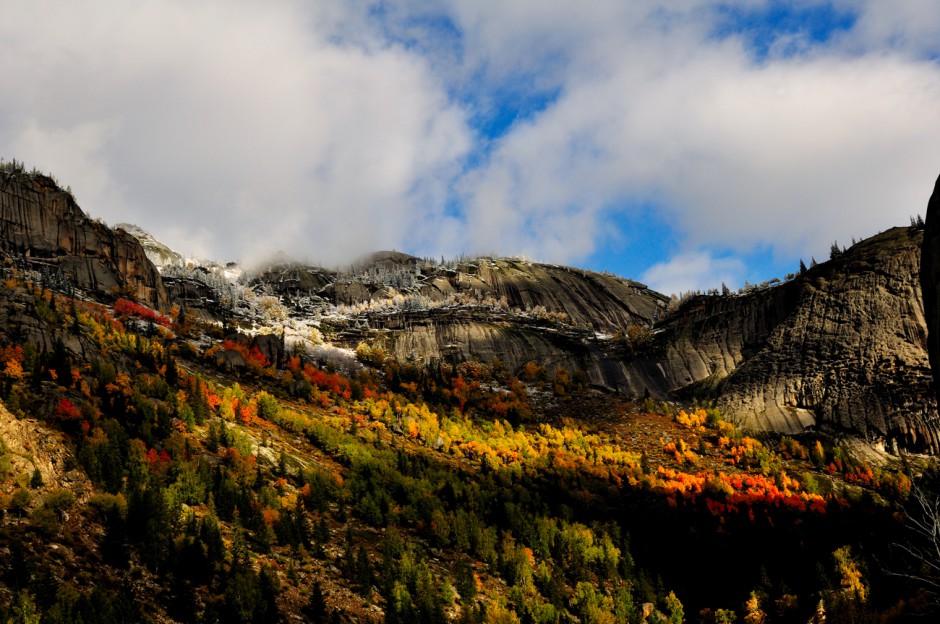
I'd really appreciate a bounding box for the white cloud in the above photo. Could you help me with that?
[0,0,470,265]
[2,1,940,290]
[442,1,940,271]
[642,251,744,297]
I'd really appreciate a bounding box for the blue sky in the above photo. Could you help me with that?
[2,1,940,295]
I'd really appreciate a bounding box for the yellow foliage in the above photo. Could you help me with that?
[2,359,23,380]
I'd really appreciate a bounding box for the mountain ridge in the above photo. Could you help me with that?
[0,162,937,622]
[1,163,936,451]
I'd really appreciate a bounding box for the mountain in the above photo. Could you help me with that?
[0,163,936,622]
[114,222,184,270]
[654,226,935,451]
[241,233,938,452]
[1,162,937,452]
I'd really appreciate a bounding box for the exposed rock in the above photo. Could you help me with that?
[163,275,216,307]
[114,222,183,269]
[216,349,247,371]
[655,227,936,451]
[18,162,928,449]
[252,263,332,299]
[252,333,285,369]
[0,284,96,358]
[0,169,167,310]
[0,402,91,498]
[458,259,665,333]
[922,173,940,407]
[348,228,937,451]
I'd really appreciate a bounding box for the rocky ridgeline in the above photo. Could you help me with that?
[0,166,166,310]
[0,163,937,451]
[654,227,936,452]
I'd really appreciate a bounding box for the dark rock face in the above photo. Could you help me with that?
[923,174,940,409]
[216,349,247,371]
[252,333,285,369]
[0,169,167,309]
[653,227,936,451]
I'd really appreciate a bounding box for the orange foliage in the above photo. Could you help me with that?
[261,507,280,527]
[303,364,352,399]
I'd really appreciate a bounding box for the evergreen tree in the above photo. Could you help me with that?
[303,580,328,622]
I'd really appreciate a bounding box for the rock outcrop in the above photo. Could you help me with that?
[115,222,184,270]
[0,167,167,310]
[341,229,937,451]
[328,258,670,391]
[653,227,936,451]
[923,173,940,408]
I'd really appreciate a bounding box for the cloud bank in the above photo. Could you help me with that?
[1,1,939,294]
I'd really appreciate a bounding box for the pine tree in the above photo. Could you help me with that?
[829,241,842,260]
[303,580,328,622]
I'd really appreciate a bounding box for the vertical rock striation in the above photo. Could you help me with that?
[0,168,167,309]
[657,227,936,451]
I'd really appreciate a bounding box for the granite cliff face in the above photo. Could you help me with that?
[335,229,936,451]
[653,227,935,451]
[0,167,167,310]
[923,174,940,409]
[322,257,670,390]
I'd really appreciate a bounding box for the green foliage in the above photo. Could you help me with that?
[28,467,43,489]
[661,591,684,624]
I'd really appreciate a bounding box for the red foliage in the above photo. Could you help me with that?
[113,298,170,326]
[54,397,82,421]
[303,364,352,399]
[146,447,172,479]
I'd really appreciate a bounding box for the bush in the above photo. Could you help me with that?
[43,488,75,514]
[9,488,31,516]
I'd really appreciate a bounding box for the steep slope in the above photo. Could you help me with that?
[114,222,184,270]
[0,165,166,310]
[112,187,935,450]
[654,227,936,451]
[923,173,940,407]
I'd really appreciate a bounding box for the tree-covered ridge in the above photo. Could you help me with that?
[0,266,931,623]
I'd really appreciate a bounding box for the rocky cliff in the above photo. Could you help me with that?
[0,166,166,310]
[923,173,940,409]
[324,257,670,391]
[654,227,936,451]
[89,175,937,450]
[341,229,936,451]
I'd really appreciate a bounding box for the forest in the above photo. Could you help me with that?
[0,264,934,623]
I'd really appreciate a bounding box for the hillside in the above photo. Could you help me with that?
[123,225,938,454]
[0,273,926,622]
[0,162,937,622]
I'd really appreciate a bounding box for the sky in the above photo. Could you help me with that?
[2,1,940,296]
